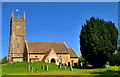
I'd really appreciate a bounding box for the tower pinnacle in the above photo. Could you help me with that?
[18,14,20,17]
[12,10,14,17]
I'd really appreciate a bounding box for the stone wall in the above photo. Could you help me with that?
[29,53,45,61]
[57,53,71,65]
[28,53,71,65]
[70,58,78,63]
[12,58,23,62]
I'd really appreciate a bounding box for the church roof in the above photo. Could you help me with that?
[68,48,78,58]
[26,41,69,54]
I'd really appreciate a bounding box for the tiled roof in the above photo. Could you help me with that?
[26,41,69,54]
[68,48,78,58]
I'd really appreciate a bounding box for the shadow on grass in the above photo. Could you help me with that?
[91,70,120,77]
[73,66,93,69]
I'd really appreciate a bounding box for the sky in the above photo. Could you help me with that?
[2,2,118,58]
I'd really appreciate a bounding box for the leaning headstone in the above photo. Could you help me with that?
[28,64,31,70]
[41,65,45,70]
[45,65,48,71]
[70,65,73,71]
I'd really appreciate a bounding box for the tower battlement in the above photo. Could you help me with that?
[11,10,26,20]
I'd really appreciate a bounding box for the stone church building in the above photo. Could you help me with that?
[8,10,78,65]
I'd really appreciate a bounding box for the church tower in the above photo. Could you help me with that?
[8,10,26,63]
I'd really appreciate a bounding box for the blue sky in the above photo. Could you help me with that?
[2,2,118,58]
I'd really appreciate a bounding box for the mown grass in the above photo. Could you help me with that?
[2,62,120,76]
[2,62,69,75]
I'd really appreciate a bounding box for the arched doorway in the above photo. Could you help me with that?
[51,58,55,63]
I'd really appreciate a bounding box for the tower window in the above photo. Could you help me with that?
[17,43,20,48]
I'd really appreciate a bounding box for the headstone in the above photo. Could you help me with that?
[81,63,83,66]
[45,65,48,71]
[41,65,45,70]
[70,65,73,71]
[72,60,74,66]
[28,64,31,70]
[59,64,61,68]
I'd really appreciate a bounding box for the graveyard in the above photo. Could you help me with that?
[1,62,120,76]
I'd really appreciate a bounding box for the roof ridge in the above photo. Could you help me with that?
[26,41,69,54]
[63,42,69,53]
[68,48,74,50]
[27,41,64,43]
[68,48,78,58]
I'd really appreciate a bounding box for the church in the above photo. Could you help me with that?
[8,10,78,66]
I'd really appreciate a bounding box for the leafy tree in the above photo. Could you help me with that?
[2,56,7,64]
[108,53,120,66]
[80,17,118,68]
[117,46,120,54]
[0,59,2,64]
[78,56,89,66]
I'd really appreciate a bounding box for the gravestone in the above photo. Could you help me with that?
[70,65,73,71]
[81,63,83,66]
[59,64,61,68]
[45,65,48,71]
[41,65,45,70]
[28,64,31,70]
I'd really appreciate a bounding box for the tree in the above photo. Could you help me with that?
[108,53,120,66]
[80,17,118,68]
[0,58,2,64]
[78,56,89,66]
[117,46,120,54]
[2,56,7,64]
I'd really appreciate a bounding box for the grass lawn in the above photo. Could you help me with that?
[1,62,120,76]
